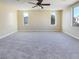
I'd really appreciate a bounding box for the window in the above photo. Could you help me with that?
[23,12,29,24]
[72,5,79,26]
[51,12,55,25]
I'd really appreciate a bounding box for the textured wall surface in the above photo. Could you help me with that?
[17,10,62,32]
[0,3,17,38]
[62,2,79,39]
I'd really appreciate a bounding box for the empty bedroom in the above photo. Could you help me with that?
[0,0,79,59]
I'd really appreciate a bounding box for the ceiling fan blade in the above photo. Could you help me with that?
[41,4,50,6]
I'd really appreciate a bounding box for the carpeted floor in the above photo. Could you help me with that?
[0,32,79,59]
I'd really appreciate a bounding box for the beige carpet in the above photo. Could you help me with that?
[0,32,79,59]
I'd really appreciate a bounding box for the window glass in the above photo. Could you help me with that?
[51,12,55,25]
[23,12,29,24]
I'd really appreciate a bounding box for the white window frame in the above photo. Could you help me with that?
[72,3,79,26]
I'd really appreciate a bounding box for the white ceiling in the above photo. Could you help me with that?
[0,0,79,10]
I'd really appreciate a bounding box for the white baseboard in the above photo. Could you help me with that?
[0,31,16,39]
[63,31,79,40]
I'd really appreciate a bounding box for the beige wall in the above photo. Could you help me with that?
[55,10,62,31]
[17,10,62,32]
[0,3,17,38]
[62,2,79,39]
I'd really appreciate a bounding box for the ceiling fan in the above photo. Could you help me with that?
[28,0,51,9]
[16,0,51,9]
